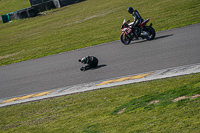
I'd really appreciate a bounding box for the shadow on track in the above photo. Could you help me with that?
[130,34,174,45]
[154,34,174,40]
[91,64,107,70]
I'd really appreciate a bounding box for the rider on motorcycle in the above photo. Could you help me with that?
[79,56,99,71]
[127,7,144,38]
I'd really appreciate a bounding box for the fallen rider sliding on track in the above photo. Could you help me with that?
[79,56,99,71]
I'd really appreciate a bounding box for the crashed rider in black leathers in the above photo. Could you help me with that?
[127,7,144,38]
[79,56,98,71]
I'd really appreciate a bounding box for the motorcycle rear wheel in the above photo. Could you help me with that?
[144,26,155,40]
[120,33,131,45]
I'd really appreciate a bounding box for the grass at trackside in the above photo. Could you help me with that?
[0,0,200,66]
[0,73,200,132]
[0,1,199,132]
[0,0,30,16]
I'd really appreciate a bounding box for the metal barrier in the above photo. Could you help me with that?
[2,0,81,23]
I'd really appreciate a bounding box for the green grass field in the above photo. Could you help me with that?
[0,73,200,132]
[0,0,30,15]
[0,0,200,66]
[0,0,200,132]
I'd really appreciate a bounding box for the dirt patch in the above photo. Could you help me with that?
[173,94,200,102]
[147,100,160,105]
[117,108,126,114]
[146,94,200,105]
[173,96,188,102]
[190,94,200,100]
[0,52,21,60]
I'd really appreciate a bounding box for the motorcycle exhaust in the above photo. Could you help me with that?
[141,31,148,36]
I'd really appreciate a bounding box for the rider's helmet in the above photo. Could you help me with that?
[81,57,87,64]
[128,7,134,14]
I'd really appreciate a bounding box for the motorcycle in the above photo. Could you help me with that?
[120,18,156,45]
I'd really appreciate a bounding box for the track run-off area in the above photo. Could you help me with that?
[0,23,200,107]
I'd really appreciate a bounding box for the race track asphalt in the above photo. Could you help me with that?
[0,23,200,99]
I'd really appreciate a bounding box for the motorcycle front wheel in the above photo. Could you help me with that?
[120,33,131,45]
[143,26,156,40]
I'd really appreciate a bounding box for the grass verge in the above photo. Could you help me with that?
[0,73,200,132]
[0,0,200,66]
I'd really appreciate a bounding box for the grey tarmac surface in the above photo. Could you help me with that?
[0,23,200,100]
[1,63,200,107]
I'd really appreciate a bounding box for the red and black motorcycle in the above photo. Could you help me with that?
[120,18,155,45]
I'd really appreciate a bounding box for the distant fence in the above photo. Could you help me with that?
[29,0,77,8]
[1,0,83,23]
[2,7,38,23]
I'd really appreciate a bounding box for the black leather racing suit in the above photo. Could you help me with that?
[80,56,98,71]
[131,10,144,38]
